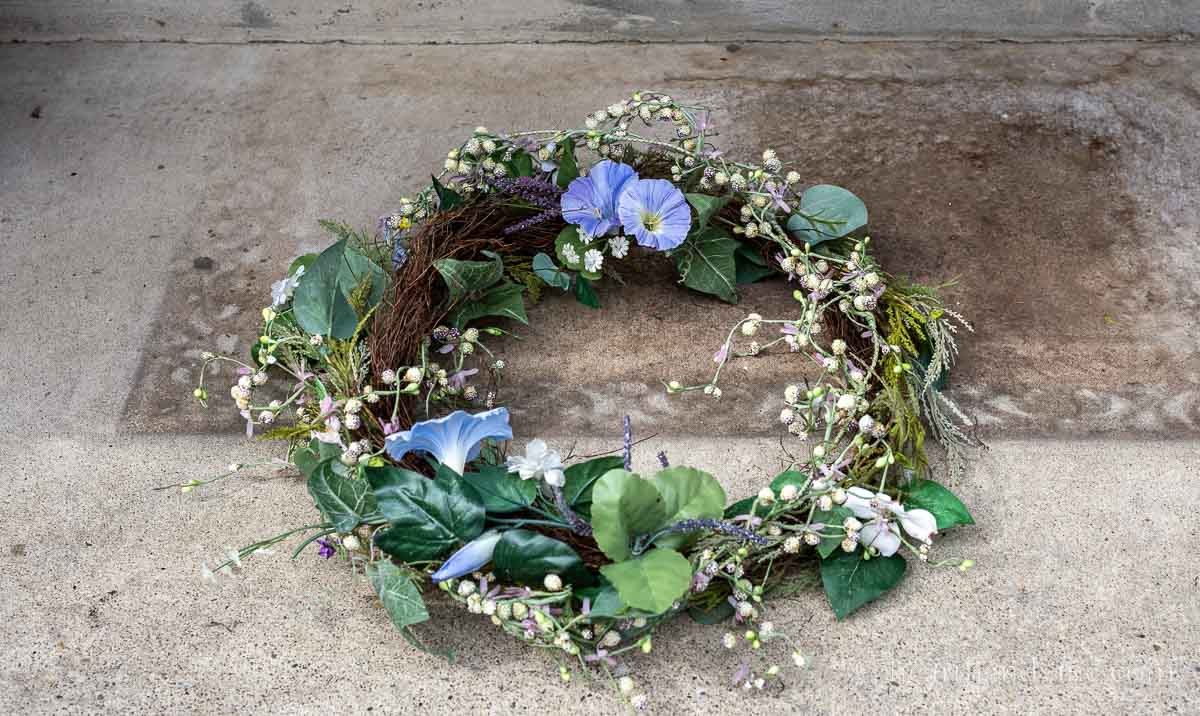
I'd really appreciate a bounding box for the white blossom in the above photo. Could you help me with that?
[505,439,566,487]
[584,248,604,273]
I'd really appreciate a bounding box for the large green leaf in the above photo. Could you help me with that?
[583,584,628,619]
[562,456,624,506]
[335,243,388,309]
[685,193,729,229]
[599,548,692,614]
[674,227,738,304]
[433,252,503,303]
[903,479,974,530]
[688,600,736,625]
[590,469,666,561]
[367,561,430,629]
[367,465,486,562]
[786,184,868,246]
[812,506,853,559]
[452,281,528,327]
[734,243,775,284]
[819,550,906,620]
[556,137,579,189]
[492,529,592,587]
[459,464,537,514]
[307,459,377,533]
[292,438,341,479]
[292,240,359,338]
[651,467,726,550]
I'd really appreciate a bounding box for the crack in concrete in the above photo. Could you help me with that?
[4,34,1196,48]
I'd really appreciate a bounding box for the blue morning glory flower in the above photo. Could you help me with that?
[430,531,502,583]
[383,407,513,475]
[560,160,639,237]
[617,178,692,251]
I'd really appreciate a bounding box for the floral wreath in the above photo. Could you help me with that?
[185,91,979,709]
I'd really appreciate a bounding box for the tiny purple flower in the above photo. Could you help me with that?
[617,178,692,251]
[316,537,336,559]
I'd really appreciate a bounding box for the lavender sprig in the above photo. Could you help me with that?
[490,175,562,209]
[661,518,769,546]
[501,208,561,235]
[552,487,593,537]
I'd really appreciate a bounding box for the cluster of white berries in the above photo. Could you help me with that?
[339,439,372,466]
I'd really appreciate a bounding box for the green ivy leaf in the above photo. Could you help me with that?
[599,548,692,614]
[573,275,601,308]
[432,175,462,211]
[684,193,729,229]
[786,184,868,246]
[903,479,974,530]
[674,227,738,304]
[556,137,579,188]
[367,465,486,562]
[820,550,906,620]
[492,529,592,587]
[459,464,537,514]
[651,467,726,550]
[734,244,775,284]
[533,252,572,291]
[590,469,666,561]
[292,240,359,338]
[451,282,529,327]
[367,561,430,629]
[812,506,853,559]
[563,456,624,507]
[307,459,377,533]
[688,600,736,625]
[434,252,504,303]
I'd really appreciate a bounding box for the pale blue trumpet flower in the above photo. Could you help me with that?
[384,407,513,475]
[430,531,502,583]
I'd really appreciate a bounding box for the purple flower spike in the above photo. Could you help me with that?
[560,160,639,237]
[617,178,692,251]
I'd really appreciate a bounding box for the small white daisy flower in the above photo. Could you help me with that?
[608,235,630,258]
[584,249,604,273]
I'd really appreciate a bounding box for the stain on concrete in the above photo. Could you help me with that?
[238,2,273,29]
[118,43,1200,438]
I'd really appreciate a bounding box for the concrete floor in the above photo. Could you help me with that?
[2,4,1199,714]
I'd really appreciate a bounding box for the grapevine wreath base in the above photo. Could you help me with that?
[187,92,979,708]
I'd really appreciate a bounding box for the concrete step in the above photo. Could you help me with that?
[1,1,1197,43]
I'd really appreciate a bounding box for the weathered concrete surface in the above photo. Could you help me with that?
[2,435,1198,714]
[3,35,1200,716]
[5,41,1192,437]
[1,0,1198,43]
